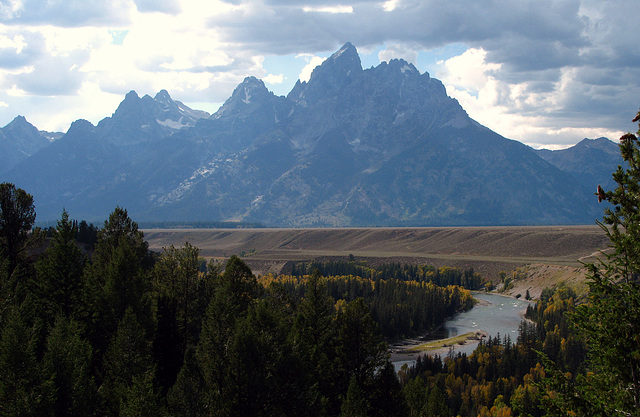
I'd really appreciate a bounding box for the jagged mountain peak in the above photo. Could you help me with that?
[330,42,358,61]
[2,115,45,142]
[152,89,209,119]
[94,88,208,145]
[535,136,621,193]
[65,119,95,137]
[234,76,270,101]
[5,114,36,130]
[241,75,264,86]
[6,115,29,126]
[0,116,49,173]
[154,89,172,103]
[574,137,617,150]
[2,116,42,142]
[289,42,363,105]
[368,58,425,87]
[124,90,140,100]
[540,137,618,155]
[309,42,362,83]
[110,90,144,116]
[386,58,420,76]
[113,90,160,116]
[212,76,275,119]
[0,114,51,173]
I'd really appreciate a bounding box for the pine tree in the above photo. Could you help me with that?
[196,255,260,414]
[83,207,153,358]
[166,346,207,417]
[370,360,407,417]
[0,307,52,416]
[153,243,203,356]
[0,183,36,278]
[35,210,86,322]
[40,316,99,417]
[340,375,369,417]
[543,109,640,416]
[119,370,166,417]
[225,298,308,416]
[294,269,337,413]
[102,307,155,415]
[334,297,387,415]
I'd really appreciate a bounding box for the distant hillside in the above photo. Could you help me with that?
[4,43,609,226]
[536,137,622,193]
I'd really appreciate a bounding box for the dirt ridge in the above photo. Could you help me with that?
[143,225,608,280]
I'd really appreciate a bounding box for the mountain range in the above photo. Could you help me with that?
[0,43,622,226]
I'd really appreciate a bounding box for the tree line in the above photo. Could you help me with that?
[290,260,485,290]
[260,274,474,341]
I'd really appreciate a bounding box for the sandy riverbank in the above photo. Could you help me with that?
[389,330,488,363]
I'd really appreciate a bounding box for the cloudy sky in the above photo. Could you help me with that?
[0,0,638,149]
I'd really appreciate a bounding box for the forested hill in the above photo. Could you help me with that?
[0,198,476,415]
[3,43,619,226]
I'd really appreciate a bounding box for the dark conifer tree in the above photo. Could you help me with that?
[195,255,260,414]
[40,316,99,417]
[295,269,338,413]
[340,375,369,417]
[35,210,86,323]
[0,306,52,416]
[83,207,153,359]
[102,307,155,415]
[334,298,387,413]
[0,183,36,278]
[166,346,207,417]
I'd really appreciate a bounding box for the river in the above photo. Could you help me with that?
[392,292,533,370]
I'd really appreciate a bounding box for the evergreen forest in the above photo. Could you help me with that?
[0,194,474,416]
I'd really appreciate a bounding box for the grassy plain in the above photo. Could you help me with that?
[143,225,609,295]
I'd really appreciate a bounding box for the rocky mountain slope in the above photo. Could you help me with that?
[3,43,612,226]
[536,137,622,193]
[0,116,53,174]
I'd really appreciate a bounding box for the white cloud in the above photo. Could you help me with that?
[378,43,417,65]
[263,73,283,84]
[0,32,26,53]
[380,0,400,12]
[302,5,353,14]
[297,54,326,83]
[437,47,629,148]
[0,1,256,130]
[439,49,500,94]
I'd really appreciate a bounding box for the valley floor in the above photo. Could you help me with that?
[143,225,607,283]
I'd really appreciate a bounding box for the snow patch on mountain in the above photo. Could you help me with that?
[157,117,189,130]
[156,157,226,205]
[243,87,252,104]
